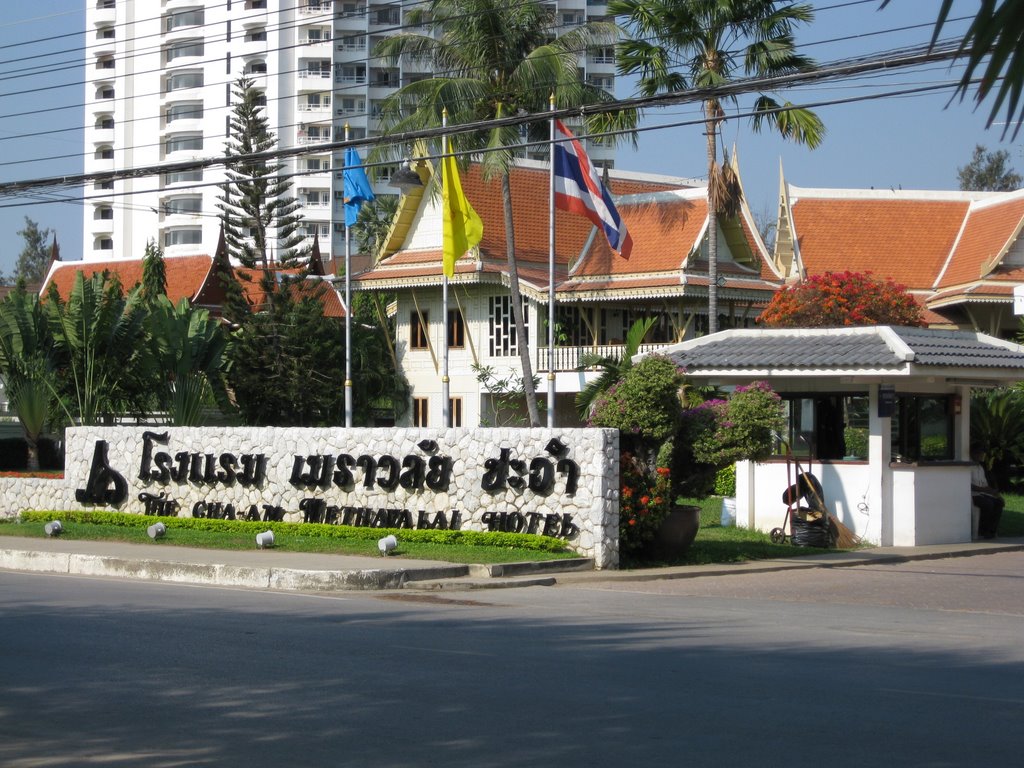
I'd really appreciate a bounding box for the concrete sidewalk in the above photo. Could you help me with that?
[2,533,1023,593]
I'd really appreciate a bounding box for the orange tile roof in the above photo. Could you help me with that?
[44,255,214,304]
[935,196,1024,288]
[572,193,708,277]
[791,197,971,289]
[356,162,783,295]
[42,255,343,318]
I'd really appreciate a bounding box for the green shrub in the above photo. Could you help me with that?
[713,464,736,496]
[589,355,684,442]
[18,510,569,552]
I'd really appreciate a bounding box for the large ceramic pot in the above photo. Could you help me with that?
[644,504,701,560]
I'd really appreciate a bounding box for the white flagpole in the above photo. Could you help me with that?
[344,124,353,428]
[547,94,556,429]
[441,109,451,428]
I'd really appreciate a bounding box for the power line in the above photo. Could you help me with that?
[0,41,971,205]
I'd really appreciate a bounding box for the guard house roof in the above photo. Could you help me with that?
[655,326,1024,384]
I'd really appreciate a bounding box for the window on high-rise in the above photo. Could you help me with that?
[165,40,204,63]
[97,86,115,99]
[163,228,203,247]
[95,206,114,220]
[96,237,114,251]
[162,196,202,215]
[164,134,203,154]
[165,71,204,92]
[163,169,203,185]
[97,26,115,40]
[245,28,267,42]
[165,9,204,32]
[165,102,204,123]
[96,56,115,70]
[95,146,114,160]
[96,116,114,130]
[245,59,267,74]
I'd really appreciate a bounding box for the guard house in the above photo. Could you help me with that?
[657,326,1024,546]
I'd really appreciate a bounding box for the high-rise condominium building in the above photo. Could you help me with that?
[83,0,617,264]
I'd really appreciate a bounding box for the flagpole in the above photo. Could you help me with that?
[547,94,556,429]
[441,109,451,428]
[343,124,353,428]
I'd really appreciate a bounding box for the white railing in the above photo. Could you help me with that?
[535,342,670,372]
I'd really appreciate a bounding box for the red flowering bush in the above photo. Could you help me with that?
[619,452,672,555]
[758,271,924,328]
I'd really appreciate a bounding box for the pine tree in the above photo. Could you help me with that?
[140,239,167,304]
[15,217,55,285]
[216,77,307,276]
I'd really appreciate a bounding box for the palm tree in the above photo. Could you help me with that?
[612,0,825,333]
[0,287,57,471]
[45,271,149,426]
[374,0,636,426]
[144,295,230,426]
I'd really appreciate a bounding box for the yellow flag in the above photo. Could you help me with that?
[441,153,483,278]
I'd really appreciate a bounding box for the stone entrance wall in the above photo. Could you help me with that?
[2,426,621,569]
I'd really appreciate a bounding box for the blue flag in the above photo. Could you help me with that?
[343,147,375,227]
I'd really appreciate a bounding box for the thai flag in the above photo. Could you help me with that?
[553,119,632,259]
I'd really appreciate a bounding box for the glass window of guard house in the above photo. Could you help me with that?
[776,394,870,461]
[891,394,953,463]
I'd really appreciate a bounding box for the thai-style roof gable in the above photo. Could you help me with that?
[354,158,780,304]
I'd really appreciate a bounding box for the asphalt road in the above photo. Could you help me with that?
[2,552,1023,767]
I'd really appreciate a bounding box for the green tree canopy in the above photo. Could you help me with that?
[45,271,151,425]
[958,144,1022,191]
[15,217,55,285]
[0,286,57,470]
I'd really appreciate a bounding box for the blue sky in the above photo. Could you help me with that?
[0,0,1015,277]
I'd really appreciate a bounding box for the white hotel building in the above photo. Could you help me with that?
[82,0,617,264]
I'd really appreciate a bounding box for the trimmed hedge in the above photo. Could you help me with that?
[19,510,570,552]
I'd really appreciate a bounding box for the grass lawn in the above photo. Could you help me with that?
[0,518,580,565]
[634,493,1024,568]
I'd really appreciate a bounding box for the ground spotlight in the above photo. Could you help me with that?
[256,530,275,549]
[44,520,62,536]
[378,534,397,556]
[147,522,167,539]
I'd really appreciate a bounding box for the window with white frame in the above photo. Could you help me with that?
[165,40,204,63]
[163,196,202,215]
[163,228,202,247]
[163,168,203,185]
[303,156,330,172]
[165,102,203,123]
[336,64,366,84]
[336,33,366,50]
[489,296,527,357]
[302,59,332,78]
[164,133,203,154]
[165,71,203,92]
[337,96,365,115]
[165,8,204,32]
